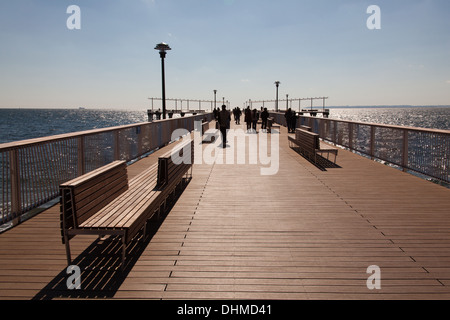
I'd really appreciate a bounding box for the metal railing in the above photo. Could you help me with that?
[270,112,450,184]
[0,113,213,227]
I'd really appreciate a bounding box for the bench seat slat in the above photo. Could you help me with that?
[113,191,162,230]
[80,167,159,229]
[128,163,159,186]
[117,163,191,231]
[125,164,191,241]
[85,182,160,230]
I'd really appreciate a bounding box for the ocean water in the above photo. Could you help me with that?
[0,108,148,144]
[0,107,449,144]
[327,106,450,131]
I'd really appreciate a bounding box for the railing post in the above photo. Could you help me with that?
[320,119,325,138]
[114,130,120,161]
[333,121,337,145]
[9,149,21,225]
[77,137,85,176]
[402,129,409,172]
[348,122,354,150]
[136,126,143,158]
[370,126,376,160]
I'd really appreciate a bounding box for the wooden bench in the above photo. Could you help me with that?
[60,139,193,270]
[288,128,338,164]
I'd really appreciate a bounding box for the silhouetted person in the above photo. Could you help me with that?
[285,108,293,133]
[218,105,231,148]
[290,110,297,133]
[252,109,258,132]
[213,107,219,120]
[244,107,252,131]
[235,107,242,125]
[261,108,269,131]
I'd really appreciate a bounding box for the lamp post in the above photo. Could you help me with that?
[155,42,171,120]
[214,90,217,111]
[275,81,280,112]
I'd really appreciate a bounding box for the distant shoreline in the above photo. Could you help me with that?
[0,105,450,111]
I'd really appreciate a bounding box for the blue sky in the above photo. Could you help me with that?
[0,0,449,109]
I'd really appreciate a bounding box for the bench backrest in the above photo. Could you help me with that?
[157,139,194,188]
[60,160,128,240]
[295,129,319,150]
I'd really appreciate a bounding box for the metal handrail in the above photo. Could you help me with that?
[270,112,450,184]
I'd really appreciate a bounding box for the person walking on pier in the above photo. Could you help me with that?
[234,107,242,125]
[290,110,297,133]
[245,107,252,132]
[252,109,259,132]
[261,108,269,132]
[218,105,231,148]
[285,108,293,133]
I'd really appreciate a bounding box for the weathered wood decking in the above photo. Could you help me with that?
[1,121,450,300]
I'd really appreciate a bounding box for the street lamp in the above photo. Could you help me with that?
[155,42,171,119]
[214,90,217,111]
[275,81,280,112]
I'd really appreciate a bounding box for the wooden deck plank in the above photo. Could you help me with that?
[0,121,449,300]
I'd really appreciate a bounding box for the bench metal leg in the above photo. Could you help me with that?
[64,232,72,266]
[121,234,126,271]
[143,220,147,240]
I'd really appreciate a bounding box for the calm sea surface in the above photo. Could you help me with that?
[0,108,148,144]
[328,106,450,130]
[0,107,449,144]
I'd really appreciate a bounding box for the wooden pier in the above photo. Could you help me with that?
[1,121,450,300]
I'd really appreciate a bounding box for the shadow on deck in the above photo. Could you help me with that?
[289,145,342,171]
